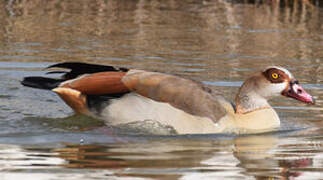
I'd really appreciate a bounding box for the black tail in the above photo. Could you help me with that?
[46,62,128,80]
[21,77,63,90]
[21,62,129,90]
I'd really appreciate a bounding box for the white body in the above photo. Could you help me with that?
[99,93,280,134]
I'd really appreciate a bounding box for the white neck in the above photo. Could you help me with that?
[235,76,272,114]
[235,91,271,114]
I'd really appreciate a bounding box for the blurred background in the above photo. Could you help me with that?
[0,0,322,179]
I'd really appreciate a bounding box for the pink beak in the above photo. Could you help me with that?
[282,81,315,104]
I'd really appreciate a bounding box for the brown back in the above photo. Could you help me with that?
[122,70,227,122]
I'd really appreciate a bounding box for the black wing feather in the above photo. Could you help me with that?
[21,62,128,90]
[46,62,128,80]
[21,77,64,90]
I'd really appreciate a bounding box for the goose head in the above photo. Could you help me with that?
[235,66,314,114]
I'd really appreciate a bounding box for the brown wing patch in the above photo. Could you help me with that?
[122,70,227,122]
[60,72,129,95]
[122,70,170,97]
[52,87,89,114]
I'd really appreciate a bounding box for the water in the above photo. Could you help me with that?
[0,0,322,179]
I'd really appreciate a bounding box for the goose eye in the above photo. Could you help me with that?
[272,73,279,79]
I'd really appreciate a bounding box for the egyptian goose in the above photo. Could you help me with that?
[21,62,314,134]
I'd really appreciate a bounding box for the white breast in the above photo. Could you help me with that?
[99,93,221,134]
